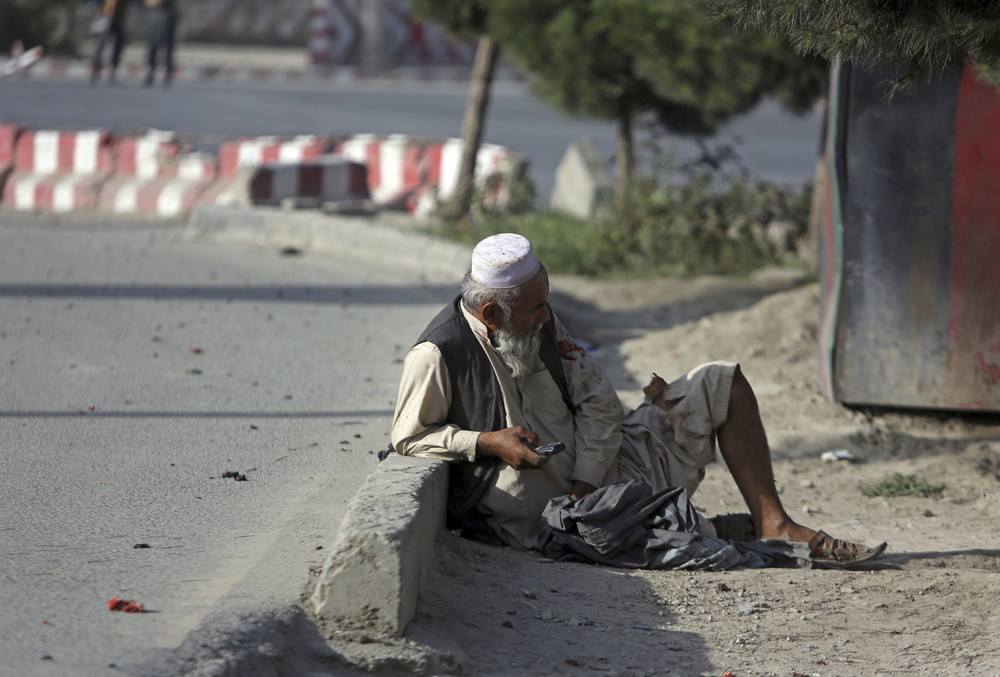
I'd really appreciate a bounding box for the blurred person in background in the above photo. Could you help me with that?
[90,0,130,84]
[144,0,179,86]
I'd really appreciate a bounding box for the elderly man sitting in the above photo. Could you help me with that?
[391,233,885,567]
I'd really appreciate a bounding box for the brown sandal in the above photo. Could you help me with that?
[808,530,887,568]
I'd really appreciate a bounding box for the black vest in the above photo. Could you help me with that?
[416,296,576,539]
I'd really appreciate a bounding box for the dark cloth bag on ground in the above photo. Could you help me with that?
[536,480,812,570]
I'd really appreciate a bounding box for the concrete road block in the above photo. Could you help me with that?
[312,453,447,636]
[3,129,116,213]
[248,156,370,206]
[197,135,334,208]
[550,137,613,220]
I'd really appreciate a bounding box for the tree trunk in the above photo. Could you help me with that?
[441,36,501,223]
[803,97,830,273]
[614,104,634,217]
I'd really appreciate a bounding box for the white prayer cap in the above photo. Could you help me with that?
[470,233,541,288]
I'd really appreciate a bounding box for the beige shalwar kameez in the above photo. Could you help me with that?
[391,303,737,550]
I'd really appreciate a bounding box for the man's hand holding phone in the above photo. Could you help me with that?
[532,441,565,456]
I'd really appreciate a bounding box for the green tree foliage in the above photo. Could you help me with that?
[409,0,488,39]
[0,0,71,53]
[710,0,1000,92]
[486,0,827,211]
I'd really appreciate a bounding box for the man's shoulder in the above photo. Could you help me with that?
[415,297,470,347]
[408,340,443,359]
[401,340,447,373]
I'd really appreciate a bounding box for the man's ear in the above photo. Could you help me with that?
[479,301,505,332]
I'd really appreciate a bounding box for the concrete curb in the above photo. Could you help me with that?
[186,204,472,283]
[311,454,448,636]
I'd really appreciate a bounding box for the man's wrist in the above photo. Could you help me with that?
[473,432,486,459]
[456,430,482,462]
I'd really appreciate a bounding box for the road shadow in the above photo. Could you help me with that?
[0,282,456,306]
[868,548,1000,572]
[1,408,394,419]
[305,532,716,676]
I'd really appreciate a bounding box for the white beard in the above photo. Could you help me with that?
[492,323,543,380]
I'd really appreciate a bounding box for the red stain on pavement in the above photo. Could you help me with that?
[107,597,144,613]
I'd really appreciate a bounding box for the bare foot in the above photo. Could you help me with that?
[760,517,886,565]
[757,516,817,543]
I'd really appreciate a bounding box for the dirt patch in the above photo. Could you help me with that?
[313,279,1000,676]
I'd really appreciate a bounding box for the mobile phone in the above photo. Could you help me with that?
[533,441,566,456]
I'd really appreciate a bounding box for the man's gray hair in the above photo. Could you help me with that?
[460,265,547,318]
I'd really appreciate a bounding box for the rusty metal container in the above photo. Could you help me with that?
[818,61,1000,411]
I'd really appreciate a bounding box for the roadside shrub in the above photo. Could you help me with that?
[615,139,812,277]
[862,473,946,498]
[440,140,813,279]
[471,165,536,217]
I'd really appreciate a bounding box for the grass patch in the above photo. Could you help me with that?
[433,139,814,279]
[436,211,637,278]
[862,473,946,498]
[435,179,812,280]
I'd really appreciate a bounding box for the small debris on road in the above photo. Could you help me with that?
[106,597,144,613]
[821,449,857,463]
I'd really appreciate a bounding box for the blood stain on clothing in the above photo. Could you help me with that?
[557,339,586,361]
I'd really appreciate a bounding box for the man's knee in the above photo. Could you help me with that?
[728,367,760,414]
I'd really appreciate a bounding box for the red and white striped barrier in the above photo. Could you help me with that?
[336,134,422,208]
[217,135,333,178]
[111,133,181,178]
[2,130,115,212]
[248,155,369,206]
[0,123,22,193]
[199,135,335,207]
[0,126,527,219]
[335,134,526,216]
[0,123,20,163]
[97,132,218,217]
[309,0,335,66]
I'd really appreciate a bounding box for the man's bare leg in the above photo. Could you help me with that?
[645,368,883,563]
[714,367,815,542]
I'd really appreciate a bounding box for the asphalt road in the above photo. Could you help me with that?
[0,77,823,204]
[0,214,454,675]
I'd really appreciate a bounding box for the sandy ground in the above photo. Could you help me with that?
[298,276,1000,677]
